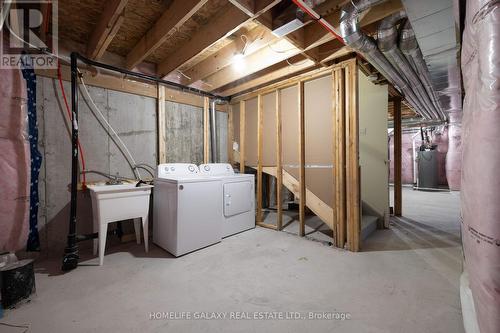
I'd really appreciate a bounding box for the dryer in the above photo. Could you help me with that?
[153,163,222,256]
[199,163,255,238]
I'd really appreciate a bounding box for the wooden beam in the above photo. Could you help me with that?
[345,60,360,252]
[256,222,278,230]
[157,1,281,78]
[298,81,306,237]
[205,38,302,91]
[302,0,402,50]
[239,101,246,173]
[35,65,226,110]
[276,90,283,230]
[334,68,346,249]
[157,4,247,77]
[158,85,166,164]
[87,0,128,60]
[218,56,316,97]
[203,97,210,163]
[229,0,255,16]
[126,0,207,70]
[256,94,264,223]
[260,166,334,231]
[331,70,338,243]
[181,27,276,85]
[230,63,336,103]
[394,96,402,216]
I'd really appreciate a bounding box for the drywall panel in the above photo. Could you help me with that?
[281,85,299,179]
[262,92,277,166]
[164,101,203,165]
[304,75,333,204]
[244,97,258,167]
[358,70,389,218]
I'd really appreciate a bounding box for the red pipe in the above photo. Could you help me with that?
[291,0,345,43]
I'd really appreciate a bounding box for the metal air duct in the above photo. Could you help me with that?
[377,12,444,120]
[339,0,433,119]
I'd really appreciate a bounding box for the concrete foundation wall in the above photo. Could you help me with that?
[35,76,225,255]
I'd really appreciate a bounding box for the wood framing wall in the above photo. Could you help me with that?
[229,58,361,251]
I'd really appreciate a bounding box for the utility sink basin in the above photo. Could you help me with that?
[87,183,153,265]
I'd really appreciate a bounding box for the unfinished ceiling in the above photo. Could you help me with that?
[55,0,405,98]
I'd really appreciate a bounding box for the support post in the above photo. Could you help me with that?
[394,96,402,216]
[276,90,283,230]
[157,85,166,164]
[203,97,210,163]
[298,81,306,237]
[334,68,346,249]
[257,94,263,223]
[345,61,360,252]
[239,101,246,173]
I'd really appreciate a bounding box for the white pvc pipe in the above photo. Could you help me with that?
[79,77,142,180]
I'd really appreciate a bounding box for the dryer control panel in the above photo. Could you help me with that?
[199,163,234,176]
[157,163,199,178]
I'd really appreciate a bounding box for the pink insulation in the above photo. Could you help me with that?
[446,112,462,190]
[0,64,30,252]
[389,131,448,186]
[461,1,500,333]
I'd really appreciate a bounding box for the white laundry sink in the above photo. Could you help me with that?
[87,183,153,222]
[87,183,153,265]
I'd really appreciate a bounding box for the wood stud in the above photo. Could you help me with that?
[229,58,360,250]
[257,94,263,224]
[203,97,210,164]
[157,85,167,164]
[298,81,306,237]
[276,90,283,230]
[239,101,246,174]
[394,96,402,216]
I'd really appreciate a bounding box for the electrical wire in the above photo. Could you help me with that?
[78,76,142,180]
[0,322,30,333]
[176,70,191,80]
[268,43,297,54]
[57,60,87,186]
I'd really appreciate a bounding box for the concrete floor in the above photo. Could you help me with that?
[1,188,464,333]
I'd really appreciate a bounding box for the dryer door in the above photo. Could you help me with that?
[223,181,253,217]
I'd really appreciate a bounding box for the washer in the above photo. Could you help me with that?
[153,163,222,256]
[199,163,255,238]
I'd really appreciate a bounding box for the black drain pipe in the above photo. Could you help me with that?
[62,53,229,271]
[61,53,80,271]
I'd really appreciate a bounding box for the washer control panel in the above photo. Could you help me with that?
[157,163,199,178]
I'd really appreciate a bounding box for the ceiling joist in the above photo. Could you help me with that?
[157,0,282,78]
[125,0,208,70]
[86,0,128,60]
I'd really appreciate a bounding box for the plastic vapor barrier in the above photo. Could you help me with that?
[461,1,500,332]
